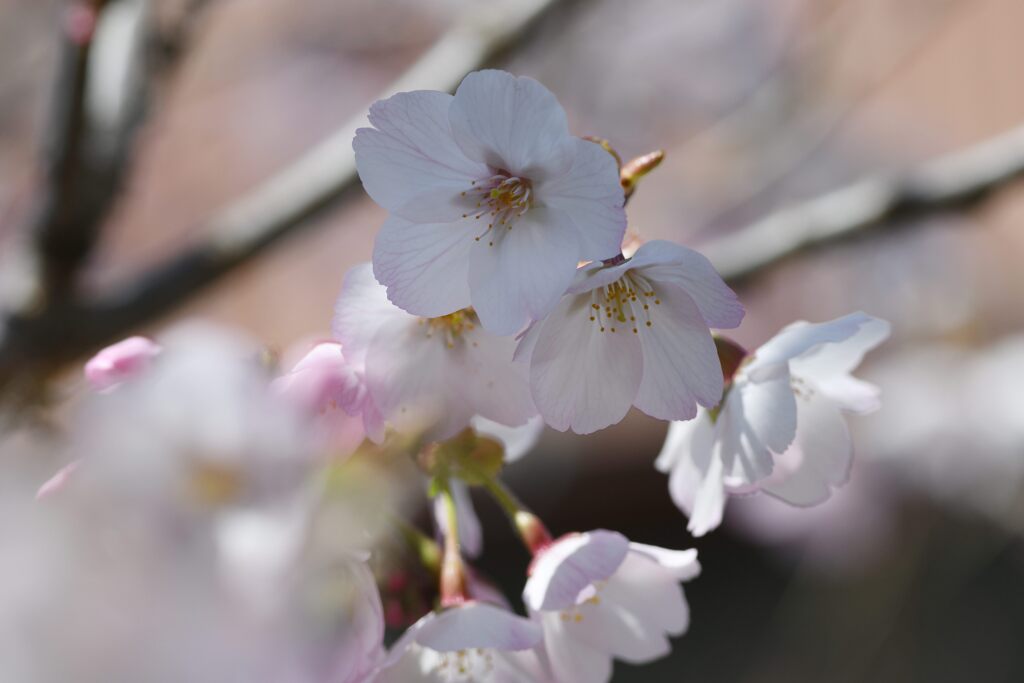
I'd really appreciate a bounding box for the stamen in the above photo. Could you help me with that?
[461,173,534,245]
[588,272,661,334]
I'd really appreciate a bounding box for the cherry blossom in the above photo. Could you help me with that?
[516,240,743,434]
[373,601,547,682]
[83,335,161,391]
[333,263,535,441]
[656,312,890,536]
[354,69,626,335]
[522,529,700,683]
[271,341,383,450]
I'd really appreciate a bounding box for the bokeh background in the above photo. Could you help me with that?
[2,0,1024,681]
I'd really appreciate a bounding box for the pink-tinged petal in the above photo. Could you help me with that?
[761,391,853,506]
[634,282,723,421]
[372,216,474,318]
[415,602,542,652]
[747,313,870,380]
[332,264,401,367]
[271,342,364,416]
[449,70,574,179]
[790,314,889,414]
[361,395,386,444]
[539,612,613,683]
[738,362,798,454]
[84,336,161,391]
[36,460,80,500]
[469,206,580,336]
[353,90,486,219]
[627,544,700,582]
[631,241,744,329]
[601,552,691,638]
[537,138,626,261]
[472,415,544,463]
[434,480,483,558]
[460,329,536,429]
[528,295,643,434]
[524,530,629,612]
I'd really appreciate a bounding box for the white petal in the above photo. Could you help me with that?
[539,612,613,683]
[332,263,398,367]
[603,552,691,636]
[634,282,724,421]
[538,137,626,261]
[717,388,774,486]
[449,70,574,179]
[671,434,727,538]
[654,417,699,473]
[567,583,672,663]
[761,391,852,506]
[415,602,542,652]
[737,363,798,454]
[460,328,537,428]
[631,241,744,329]
[524,530,629,612]
[468,206,580,336]
[748,312,872,380]
[353,90,486,219]
[372,216,474,318]
[472,415,544,463]
[528,294,643,434]
[790,314,889,414]
[627,543,700,582]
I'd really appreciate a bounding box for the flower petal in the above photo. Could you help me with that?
[449,70,574,179]
[627,543,700,582]
[634,282,723,421]
[353,90,486,219]
[538,138,626,261]
[460,328,536,428]
[524,530,629,612]
[472,415,544,463]
[760,391,853,506]
[539,612,613,683]
[747,312,871,380]
[415,602,542,652]
[603,552,691,637]
[630,241,744,329]
[469,206,581,336]
[738,362,798,454]
[528,294,643,434]
[663,416,727,537]
[372,216,474,318]
[332,263,399,367]
[434,480,483,558]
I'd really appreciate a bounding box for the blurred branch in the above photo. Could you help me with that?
[0,0,564,393]
[704,123,1024,283]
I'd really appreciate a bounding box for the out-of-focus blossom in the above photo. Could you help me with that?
[272,341,381,451]
[83,335,161,391]
[35,460,80,500]
[355,69,626,335]
[333,264,535,441]
[373,601,547,682]
[523,530,699,683]
[657,312,889,536]
[516,240,742,434]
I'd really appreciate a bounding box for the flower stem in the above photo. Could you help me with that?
[390,514,441,576]
[479,475,553,556]
[437,481,467,607]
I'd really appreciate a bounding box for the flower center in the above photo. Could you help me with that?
[419,308,480,349]
[460,173,534,246]
[432,648,495,680]
[587,273,661,335]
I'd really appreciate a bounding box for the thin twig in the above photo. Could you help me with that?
[702,123,1024,283]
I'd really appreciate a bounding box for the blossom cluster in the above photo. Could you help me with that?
[24,70,889,681]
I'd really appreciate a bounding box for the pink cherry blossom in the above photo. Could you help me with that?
[656,312,890,536]
[355,69,626,335]
[516,240,743,434]
[522,530,699,683]
[333,264,535,442]
[83,335,161,391]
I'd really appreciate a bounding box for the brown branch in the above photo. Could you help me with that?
[702,123,1024,283]
[0,0,565,394]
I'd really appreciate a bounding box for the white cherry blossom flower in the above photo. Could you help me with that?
[516,240,743,434]
[373,601,548,682]
[522,529,699,683]
[354,69,626,335]
[656,312,890,537]
[333,264,535,442]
